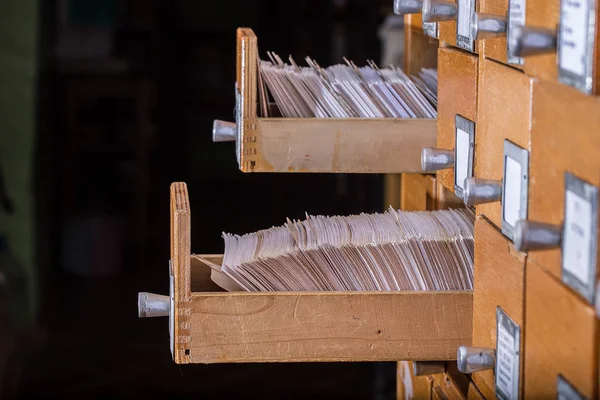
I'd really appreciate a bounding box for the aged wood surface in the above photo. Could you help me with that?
[183,290,473,363]
[522,0,559,83]
[472,216,526,399]
[401,173,437,211]
[528,80,600,282]
[437,47,479,192]
[524,262,599,399]
[241,118,436,173]
[475,58,532,228]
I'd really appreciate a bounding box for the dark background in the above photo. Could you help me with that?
[0,0,399,398]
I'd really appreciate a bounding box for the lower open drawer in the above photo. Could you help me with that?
[140,182,473,364]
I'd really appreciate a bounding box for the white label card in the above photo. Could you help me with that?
[507,0,526,65]
[495,308,521,400]
[563,189,594,284]
[559,0,590,76]
[496,324,516,396]
[503,157,523,228]
[457,0,475,51]
[455,128,470,191]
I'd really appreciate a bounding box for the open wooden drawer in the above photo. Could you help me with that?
[212,28,436,173]
[138,183,473,364]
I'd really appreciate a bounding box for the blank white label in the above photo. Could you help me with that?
[457,0,473,37]
[503,157,523,228]
[560,0,589,76]
[508,0,526,64]
[455,128,470,190]
[563,189,593,284]
[496,323,516,398]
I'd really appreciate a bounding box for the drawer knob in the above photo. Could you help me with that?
[513,220,562,252]
[212,120,237,143]
[422,0,457,22]
[472,12,507,40]
[508,25,557,58]
[138,292,170,318]
[421,147,454,172]
[463,177,502,206]
[457,346,495,373]
[394,0,423,15]
[413,361,446,376]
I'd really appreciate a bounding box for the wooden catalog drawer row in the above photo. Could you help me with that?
[399,0,600,95]
[511,80,600,398]
[423,52,533,244]
[210,28,436,174]
[395,0,482,52]
[138,183,473,365]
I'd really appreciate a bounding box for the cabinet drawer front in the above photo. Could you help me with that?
[522,0,560,82]
[437,48,479,193]
[524,262,599,399]
[476,59,532,228]
[472,217,526,399]
[529,80,600,291]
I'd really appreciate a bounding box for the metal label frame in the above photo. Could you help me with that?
[507,0,526,65]
[557,0,597,94]
[235,82,242,167]
[495,307,521,400]
[423,21,439,39]
[561,172,599,304]
[557,375,588,400]
[169,259,175,359]
[454,115,475,200]
[501,140,530,240]
[457,0,476,52]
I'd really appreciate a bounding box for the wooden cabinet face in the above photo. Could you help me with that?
[437,47,479,194]
[522,0,560,82]
[400,173,437,211]
[397,361,433,400]
[528,80,600,292]
[475,58,532,229]
[478,0,512,65]
[524,262,599,399]
[472,217,526,399]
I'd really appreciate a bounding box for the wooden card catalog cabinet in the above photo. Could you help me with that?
[139,183,473,364]
[467,217,525,400]
[524,262,599,399]
[470,59,532,232]
[512,0,600,95]
[516,80,600,304]
[514,0,560,83]
[472,0,526,66]
[423,47,478,198]
[211,28,437,173]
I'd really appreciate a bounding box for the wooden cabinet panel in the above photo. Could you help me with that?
[466,382,485,400]
[475,58,532,228]
[472,216,526,399]
[400,173,437,211]
[524,262,599,399]
[528,80,600,284]
[437,47,479,193]
[522,0,560,83]
[439,20,457,48]
[397,361,433,400]
[478,0,511,65]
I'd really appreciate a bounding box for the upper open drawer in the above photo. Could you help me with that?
[211,28,437,173]
[138,183,473,364]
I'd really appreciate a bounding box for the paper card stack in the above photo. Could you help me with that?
[258,53,437,119]
[221,208,474,292]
